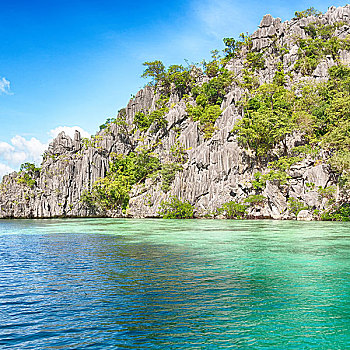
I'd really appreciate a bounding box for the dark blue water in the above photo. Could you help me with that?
[0,219,349,349]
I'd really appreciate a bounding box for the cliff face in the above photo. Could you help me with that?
[1,5,349,220]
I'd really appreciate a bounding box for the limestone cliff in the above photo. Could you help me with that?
[1,5,349,220]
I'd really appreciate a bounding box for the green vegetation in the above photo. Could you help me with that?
[82,9,350,219]
[244,194,266,207]
[223,37,237,59]
[187,104,222,139]
[251,170,291,190]
[99,117,116,130]
[160,142,188,192]
[294,7,322,19]
[232,63,350,202]
[187,60,234,138]
[81,147,160,211]
[233,83,296,158]
[158,196,194,218]
[16,163,41,188]
[160,163,183,192]
[142,61,194,97]
[287,197,308,216]
[321,203,350,221]
[317,185,336,205]
[294,21,350,75]
[216,201,248,219]
[133,97,169,133]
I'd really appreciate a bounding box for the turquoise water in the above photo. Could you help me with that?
[0,219,349,349]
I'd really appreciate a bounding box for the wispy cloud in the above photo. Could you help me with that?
[191,0,254,39]
[0,77,11,95]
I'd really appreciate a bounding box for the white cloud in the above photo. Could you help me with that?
[49,126,91,139]
[0,77,11,95]
[0,141,15,155]
[0,163,15,179]
[0,136,48,180]
[0,125,91,180]
[10,135,48,166]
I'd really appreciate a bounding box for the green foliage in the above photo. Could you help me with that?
[148,109,168,132]
[109,149,160,184]
[167,64,193,95]
[251,169,291,190]
[329,150,350,187]
[217,201,248,219]
[16,163,41,188]
[262,170,291,185]
[99,118,116,131]
[317,185,336,205]
[233,83,296,158]
[84,175,131,211]
[287,197,308,216]
[187,104,221,139]
[322,120,350,149]
[292,144,320,157]
[81,136,102,150]
[268,156,302,172]
[223,37,237,59]
[187,67,233,139]
[321,203,350,221]
[133,99,169,133]
[142,60,166,86]
[192,68,234,105]
[244,195,266,207]
[142,60,194,97]
[202,50,221,77]
[170,141,189,163]
[158,196,194,218]
[234,63,350,168]
[252,172,266,190]
[294,7,321,19]
[273,63,287,86]
[238,32,253,51]
[19,163,41,173]
[160,163,183,192]
[16,173,36,188]
[134,112,150,130]
[82,148,160,211]
[240,69,259,90]
[294,22,350,75]
[245,51,265,71]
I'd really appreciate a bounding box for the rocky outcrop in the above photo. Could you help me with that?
[0,5,349,219]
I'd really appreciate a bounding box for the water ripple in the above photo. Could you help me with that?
[0,219,349,349]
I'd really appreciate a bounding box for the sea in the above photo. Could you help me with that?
[0,218,349,349]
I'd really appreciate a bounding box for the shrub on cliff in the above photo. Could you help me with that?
[15,163,41,189]
[216,201,248,219]
[158,196,194,219]
[81,147,160,212]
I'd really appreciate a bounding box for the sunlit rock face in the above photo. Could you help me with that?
[1,5,349,219]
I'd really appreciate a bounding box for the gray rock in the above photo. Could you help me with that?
[297,210,313,221]
[0,5,349,220]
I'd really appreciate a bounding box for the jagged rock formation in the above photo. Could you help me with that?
[1,5,350,219]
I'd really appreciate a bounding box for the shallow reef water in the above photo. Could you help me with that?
[0,218,349,349]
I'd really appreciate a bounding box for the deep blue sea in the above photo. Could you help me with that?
[0,219,349,349]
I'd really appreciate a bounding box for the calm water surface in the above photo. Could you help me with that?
[0,219,349,349]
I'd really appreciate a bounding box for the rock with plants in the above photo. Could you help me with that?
[0,5,350,221]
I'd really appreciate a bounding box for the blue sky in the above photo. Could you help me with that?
[0,0,347,177]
